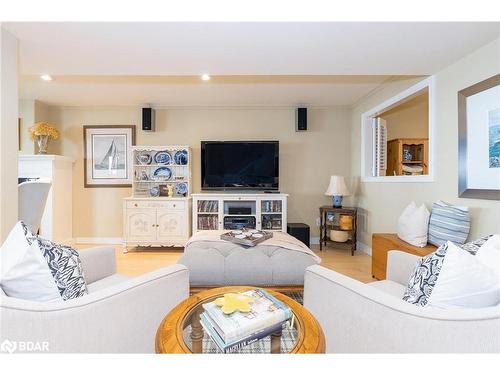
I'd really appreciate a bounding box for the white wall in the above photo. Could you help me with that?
[349,38,500,246]
[0,26,19,241]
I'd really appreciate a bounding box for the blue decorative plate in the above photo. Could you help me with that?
[149,186,160,197]
[175,182,188,195]
[174,150,188,165]
[153,166,172,180]
[154,151,172,165]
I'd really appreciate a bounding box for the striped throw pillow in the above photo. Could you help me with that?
[428,201,470,247]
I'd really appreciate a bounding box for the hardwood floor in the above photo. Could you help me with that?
[76,244,375,283]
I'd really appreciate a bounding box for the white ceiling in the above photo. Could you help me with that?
[6,22,500,106]
[19,75,399,107]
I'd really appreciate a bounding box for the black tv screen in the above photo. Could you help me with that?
[201,141,279,190]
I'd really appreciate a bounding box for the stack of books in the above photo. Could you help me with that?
[200,288,293,353]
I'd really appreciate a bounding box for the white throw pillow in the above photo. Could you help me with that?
[0,221,88,302]
[397,202,430,247]
[475,235,500,284]
[428,241,500,308]
[0,222,61,301]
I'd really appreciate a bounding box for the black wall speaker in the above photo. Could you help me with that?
[142,108,155,131]
[295,107,307,131]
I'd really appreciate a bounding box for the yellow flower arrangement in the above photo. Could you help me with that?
[28,122,60,140]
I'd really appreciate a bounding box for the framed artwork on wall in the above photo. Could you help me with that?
[83,125,136,187]
[458,74,500,200]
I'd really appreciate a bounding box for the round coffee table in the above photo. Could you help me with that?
[155,286,325,354]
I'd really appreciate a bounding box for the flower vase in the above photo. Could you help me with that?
[36,135,50,154]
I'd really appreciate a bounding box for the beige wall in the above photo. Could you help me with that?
[19,99,51,154]
[46,106,351,239]
[349,38,500,246]
[19,99,35,154]
[380,92,429,140]
[0,27,19,241]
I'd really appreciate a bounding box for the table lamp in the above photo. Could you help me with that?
[325,175,350,208]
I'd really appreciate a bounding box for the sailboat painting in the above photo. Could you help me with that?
[84,125,136,187]
[92,135,127,175]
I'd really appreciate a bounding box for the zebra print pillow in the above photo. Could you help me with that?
[34,237,88,300]
[21,222,88,300]
[402,235,493,306]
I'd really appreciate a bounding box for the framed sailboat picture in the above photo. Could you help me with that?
[83,125,136,187]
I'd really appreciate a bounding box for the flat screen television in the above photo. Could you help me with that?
[201,141,279,191]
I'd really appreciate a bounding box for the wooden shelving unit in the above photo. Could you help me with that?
[386,138,428,176]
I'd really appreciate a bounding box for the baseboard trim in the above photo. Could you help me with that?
[311,237,371,256]
[357,241,372,256]
[75,237,123,245]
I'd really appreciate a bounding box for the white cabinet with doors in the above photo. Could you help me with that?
[123,197,191,252]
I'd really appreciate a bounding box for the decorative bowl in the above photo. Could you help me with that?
[330,230,349,242]
[136,151,152,165]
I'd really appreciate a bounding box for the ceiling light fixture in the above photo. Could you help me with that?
[201,74,210,81]
[40,74,52,81]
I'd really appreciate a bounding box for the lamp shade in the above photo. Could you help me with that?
[324,175,350,196]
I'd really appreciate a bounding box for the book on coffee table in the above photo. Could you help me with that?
[200,313,285,353]
[202,288,292,351]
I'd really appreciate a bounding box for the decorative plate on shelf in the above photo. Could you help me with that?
[136,151,152,165]
[149,186,160,197]
[153,166,172,180]
[154,151,172,165]
[175,182,188,195]
[174,150,188,165]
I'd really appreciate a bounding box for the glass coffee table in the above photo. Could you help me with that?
[155,286,325,354]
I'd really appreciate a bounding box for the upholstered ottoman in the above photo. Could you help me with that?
[178,231,321,287]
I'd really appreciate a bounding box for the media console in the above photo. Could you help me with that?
[192,193,288,233]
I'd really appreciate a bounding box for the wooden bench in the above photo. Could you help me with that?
[372,233,437,280]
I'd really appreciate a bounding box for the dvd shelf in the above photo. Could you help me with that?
[261,214,282,230]
[192,194,288,233]
[261,200,282,213]
[198,214,219,230]
[197,200,219,213]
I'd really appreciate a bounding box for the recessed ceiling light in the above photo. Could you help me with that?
[40,74,52,81]
[201,74,210,81]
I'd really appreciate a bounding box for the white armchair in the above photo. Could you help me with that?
[304,250,500,353]
[0,247,189,353]
[18,180,52,234]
